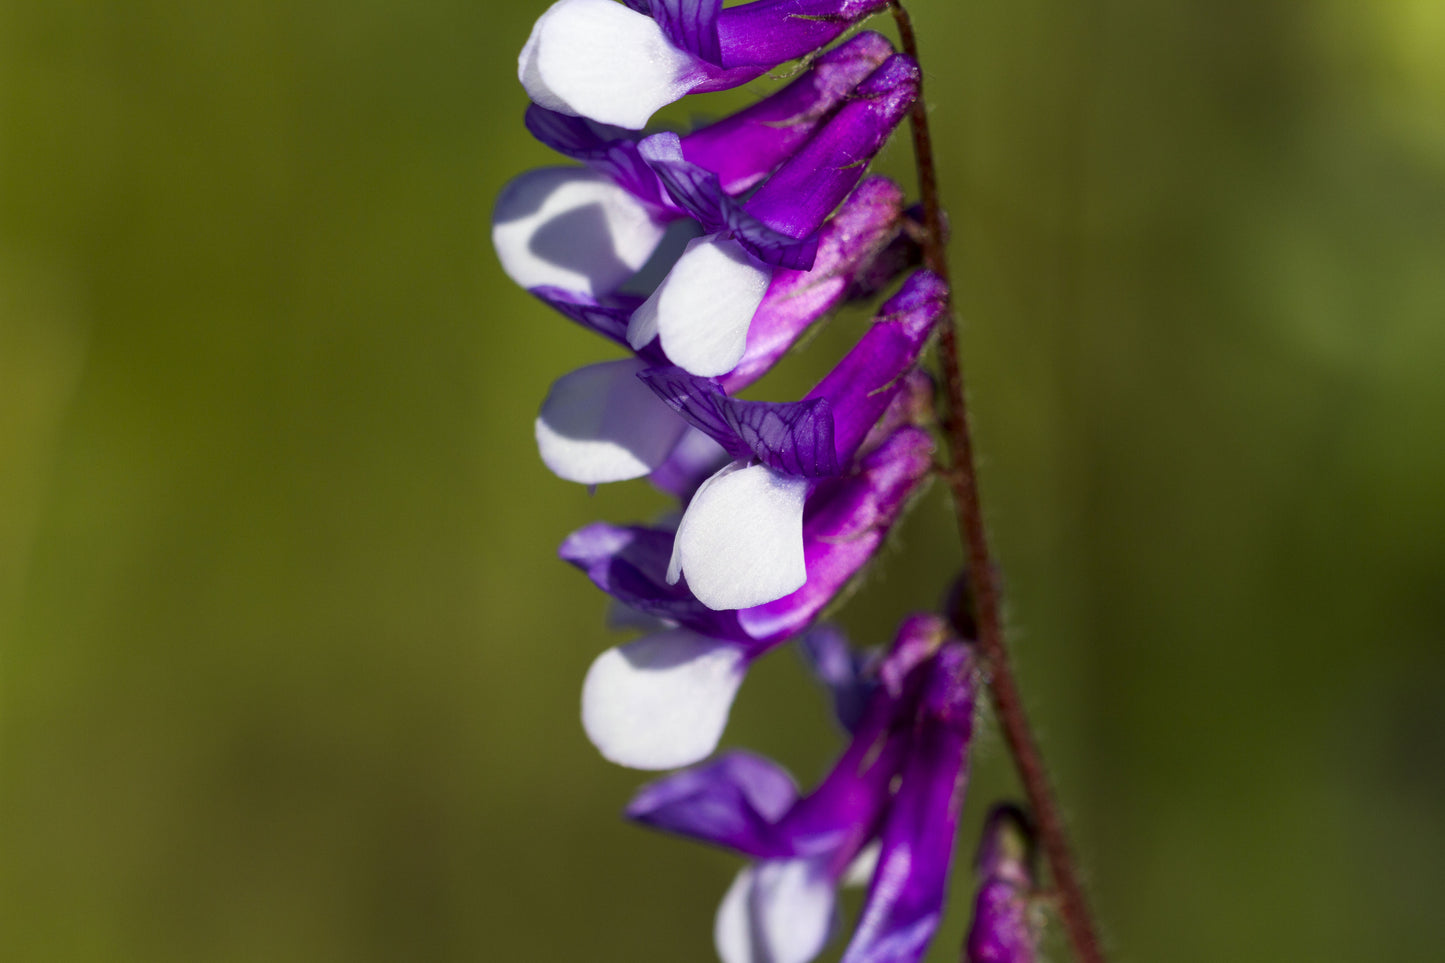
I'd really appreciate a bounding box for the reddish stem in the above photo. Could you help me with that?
[886,4,1106,962]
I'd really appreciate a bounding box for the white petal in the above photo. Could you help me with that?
[671,464,809,610]
[535,358,687,484]
[667,460,747,585]
[582,630,747,770]
[518,0,704,129]
[628,235,771,377]
[492,166,665,295]
[716,861,837,963]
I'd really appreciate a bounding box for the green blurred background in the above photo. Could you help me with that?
[3,1,1443,960]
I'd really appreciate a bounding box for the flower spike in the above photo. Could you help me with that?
[494,4,1039,959]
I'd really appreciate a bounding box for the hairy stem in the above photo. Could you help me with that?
[886,4,1106,962]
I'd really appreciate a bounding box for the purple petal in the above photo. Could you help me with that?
[559,523,748,642]
[524,106,676,210]
[634,368,739,454]
[645,0,724,66]
[715,0,892,68]
[727,398,837,477]
[640,135,819,269]
[965,805,1038,963]
[967,883,1037,963]
[799,624,876,734]
[772,679,912,865]
[722,177,907,393]
[682,32,895,194]
[638,367,840,477]
[737,426,934,644]
[840,643,976,963]
[744,54,919,239]
[806,270,948,467]
[627,750,798,858]
[530,286,664,360]
[523,105,630,158]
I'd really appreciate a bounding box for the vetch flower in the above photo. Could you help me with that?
[627,616,977,963]
[627,54,920,375]
[525,31,897,200]
[964,805,1041,963]
[497,32,895,302]
[571,424,934,768]
[493,1,1111,959]
[533,178,916,487]
[647,270,945,609]
[518,0,896,129]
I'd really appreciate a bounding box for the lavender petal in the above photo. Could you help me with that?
[638,366,840,477]
[558,522,748,642]
[529,286,661,359]
[627,750,798,858]
[799,624,876,734]
[645,0,724,66]
[523,106,675,210]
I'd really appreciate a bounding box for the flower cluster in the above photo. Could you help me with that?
[495,2,1047,961]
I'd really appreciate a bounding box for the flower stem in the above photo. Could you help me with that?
[886,5,1106,962]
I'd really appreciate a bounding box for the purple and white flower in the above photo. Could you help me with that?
[495,31,900,304]
[518,0,896,129]
[570,423,934,769]
[492,5,1029,959]
[646,269,945,609]
[531,177,918,488]
[626,53,919,375]
[627,616,977,963]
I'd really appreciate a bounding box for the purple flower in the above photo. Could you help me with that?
[519,0,894,129]
[497,32,896,303]
[964,806,1040,963]
[654,271,944,609]
[626,616,976,963]
[526,31,897,200]
[491,3,1026,959]
[531,180,916,488]
[626,55,919,375]
[572,425,933,769]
